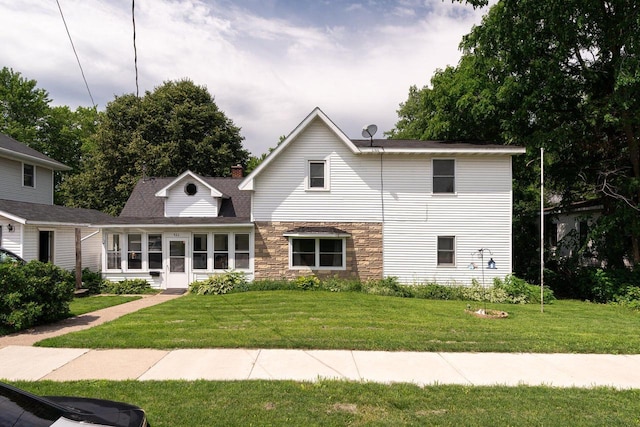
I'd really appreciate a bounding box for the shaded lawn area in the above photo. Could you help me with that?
[69,295,141,316]
[37,291,640,353]
[13,380,640,427]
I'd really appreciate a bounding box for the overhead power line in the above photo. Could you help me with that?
[132,0,139,98]
[56,0,96,108]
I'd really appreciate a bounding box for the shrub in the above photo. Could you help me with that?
[493,275,556,304]
[613,286,640,310]
[294,275,320,290]
[319,276,362,293]
[0,261,75,332]
[361,277,413,297]
[247,279,298,291]
[101,278,154,294]
[71,268,104,294]
[189,271,248,295]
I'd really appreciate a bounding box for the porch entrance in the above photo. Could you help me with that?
[167,237,189,288]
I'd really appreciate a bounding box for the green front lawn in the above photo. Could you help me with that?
[38,291,640,353]
[69,295,141,316]
[13,380,640,426]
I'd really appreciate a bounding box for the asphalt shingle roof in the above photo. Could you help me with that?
[117,176,251,225]
[0,133,70,170]
[0,199,115,225]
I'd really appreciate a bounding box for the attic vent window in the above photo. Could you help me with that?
[184,183,198,196]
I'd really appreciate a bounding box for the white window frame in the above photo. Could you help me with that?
[192,233,208,270]
[106,233,122,271]
[306,159,330,191]
[437,236,456,267]
[432,158,456,194]
[23,163,35,188]
[289,237,346,270]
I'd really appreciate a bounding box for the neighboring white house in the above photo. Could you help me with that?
[545,199,603,264]
[0,133,112,271]
[102,108,524,289]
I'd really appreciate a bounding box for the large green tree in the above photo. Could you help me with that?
[0,67,97,202]
[391,0,640,274]
[60,79,249,215]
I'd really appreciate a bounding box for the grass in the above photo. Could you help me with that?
[69,295,141,316]
[12,380,640,426]
[38,291,640,353]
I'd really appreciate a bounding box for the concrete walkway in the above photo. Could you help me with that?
[2,294,640,388]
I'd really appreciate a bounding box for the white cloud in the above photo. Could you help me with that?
[0,0,489,155]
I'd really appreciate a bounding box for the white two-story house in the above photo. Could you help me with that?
[101,108,524,288]
[0,133,113,270]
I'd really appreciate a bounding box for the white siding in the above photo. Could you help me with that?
[383,156,513,284]
[164,178,219,217]
[81,229,103,271]
[0,157,54,204]
[252,119,382,222]
[250,116,516,285]
[0,215,23,255]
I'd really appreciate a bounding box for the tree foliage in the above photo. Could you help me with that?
[0,67,98,202]
[391,0,640,277]
[59,79,249,215]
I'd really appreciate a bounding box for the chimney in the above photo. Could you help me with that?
[231,164,243,178]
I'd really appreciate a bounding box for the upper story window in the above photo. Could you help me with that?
[308,160,328,190]
[433,159,455,194]
[23,164,35,188]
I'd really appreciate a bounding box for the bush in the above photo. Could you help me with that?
[0,261,75,332]
[189,272,248,295]
[294,275,320,290]
[71,268,104,294]
[493,275,556,304]
[613,286,640,310]
[247,279,298,291]
[101,278,154,294]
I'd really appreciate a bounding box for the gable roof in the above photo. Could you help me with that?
[0,199,114,226]
[112,176,251,226]
[0,133,71,171]
[239,107,526,191]
[239,107,358,191]
[154,170,225,198]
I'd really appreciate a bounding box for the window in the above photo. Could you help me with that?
[213,234,229,269]
[127,234,142,269]
[107,234,121,269]
[433,159,455,193]
[579,220,589,247]
[291,238,344,269]
[184,182,198,196]
[235,234,250,269]
[193,234,208,269]
[23,164,34,187]
[148,234,163,269]
[437,236,455,266]
[308,160,326,189]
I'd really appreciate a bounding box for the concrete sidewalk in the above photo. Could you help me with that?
[2,345,640,388]
[2,293,640,388]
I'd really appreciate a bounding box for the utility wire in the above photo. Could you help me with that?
[132,0,139,98]
[55,0,96,107]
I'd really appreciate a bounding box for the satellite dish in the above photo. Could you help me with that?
[361,124,378,139]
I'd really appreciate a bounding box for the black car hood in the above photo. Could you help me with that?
[45,396,146,427]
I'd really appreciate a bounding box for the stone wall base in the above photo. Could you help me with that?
[254,221,383,281]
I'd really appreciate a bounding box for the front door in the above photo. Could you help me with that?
[167,238,189,288]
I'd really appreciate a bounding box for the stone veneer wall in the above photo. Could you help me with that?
[253,221,383,281]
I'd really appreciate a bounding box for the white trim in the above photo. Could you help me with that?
[432,158,456,195]
[155,170,224,198]
[358,147,527,155]
[305,159,330,191]
[22,162,35,188]
[0,147,71,170]
[288,236,347,270]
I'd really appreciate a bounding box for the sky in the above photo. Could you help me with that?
[0,0,490,155]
